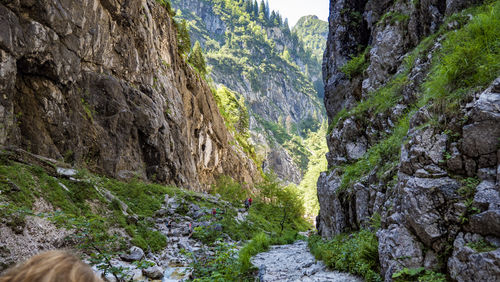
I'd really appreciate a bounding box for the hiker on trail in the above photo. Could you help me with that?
[212,208,217,218]
[188,222,193,238]
[244,197,253,210]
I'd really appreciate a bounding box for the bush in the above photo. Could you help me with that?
[392,267,446,282]
[211,175,249,204]
[308,230,382,281]
[339,47,370,79]
[238,232,271,273]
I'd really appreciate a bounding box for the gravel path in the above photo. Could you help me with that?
[251,240,363,282]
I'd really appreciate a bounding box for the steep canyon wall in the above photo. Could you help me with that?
[319,0,500,280]
[0,0,259,191]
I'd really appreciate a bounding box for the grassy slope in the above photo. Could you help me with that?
[0,149,310,280]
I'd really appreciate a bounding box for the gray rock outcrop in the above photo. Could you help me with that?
[318,0,500,280]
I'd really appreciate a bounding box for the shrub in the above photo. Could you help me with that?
[392,267,446,282]
[308,230,382,282]
[466,239,497,253]
[340,47,371,79]
[211,175,248,204]
[238,232,271,273]
[190,241,240,281]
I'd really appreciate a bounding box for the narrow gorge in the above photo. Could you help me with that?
[0,0,499,281]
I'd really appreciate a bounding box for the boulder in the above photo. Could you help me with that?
[400,128,448,175]
[402,177,460,249]
[468,210,500,237]
[316,171,347,238]
[120,246,144,262]
[377,225,424,281]
[473,181,500,211]
[462,79,500,165]
[142,265,164,280]
[448,232,500,282]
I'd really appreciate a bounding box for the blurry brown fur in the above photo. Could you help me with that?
[0,250,102,282]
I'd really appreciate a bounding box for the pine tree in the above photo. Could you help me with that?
[259,0,266,22]
[276,12,282,26]
[188,41,207,75]
[284,18,290,32]
[264,0,270,20]
[177,19,191,55]
[253,0,259,18]
[270,10,277,26]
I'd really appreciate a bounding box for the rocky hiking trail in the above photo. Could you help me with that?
[252,240,362,282]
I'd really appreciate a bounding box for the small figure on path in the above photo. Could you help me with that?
[244,197,253,210]
[188,222,193,238]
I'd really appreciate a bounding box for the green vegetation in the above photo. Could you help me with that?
[212,86,257,163]
[293,15,328,60]
[188,41,208,75]
[297,123,328,219]
[378,11,410,26]
[392,267,446,282]
[186,173,309,280]
[466,239,497,253]
[176,19,192,56]
[420,1,500,114]
[340,47,371,79]
[308,229,381,281]
[0,159,178,279]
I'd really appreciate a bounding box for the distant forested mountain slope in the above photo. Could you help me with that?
[293,15,328,99]
[171,0,327,184]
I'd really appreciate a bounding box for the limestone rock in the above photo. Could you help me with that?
[448,233,500,282]
[402,177,460,249]
[473,181,500,211]
[142,265,164,280]
[316,171,347,238]
[462,80,500,165]
[377,225,424,281]
[0,0,259,192]
[121,246,144,262]
[468,210,500,237]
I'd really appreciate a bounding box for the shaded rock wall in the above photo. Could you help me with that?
[0,0,259,191]
[319,0,500,280]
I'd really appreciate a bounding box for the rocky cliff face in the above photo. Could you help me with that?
[319,0,500,280]
[0,0,259,191]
